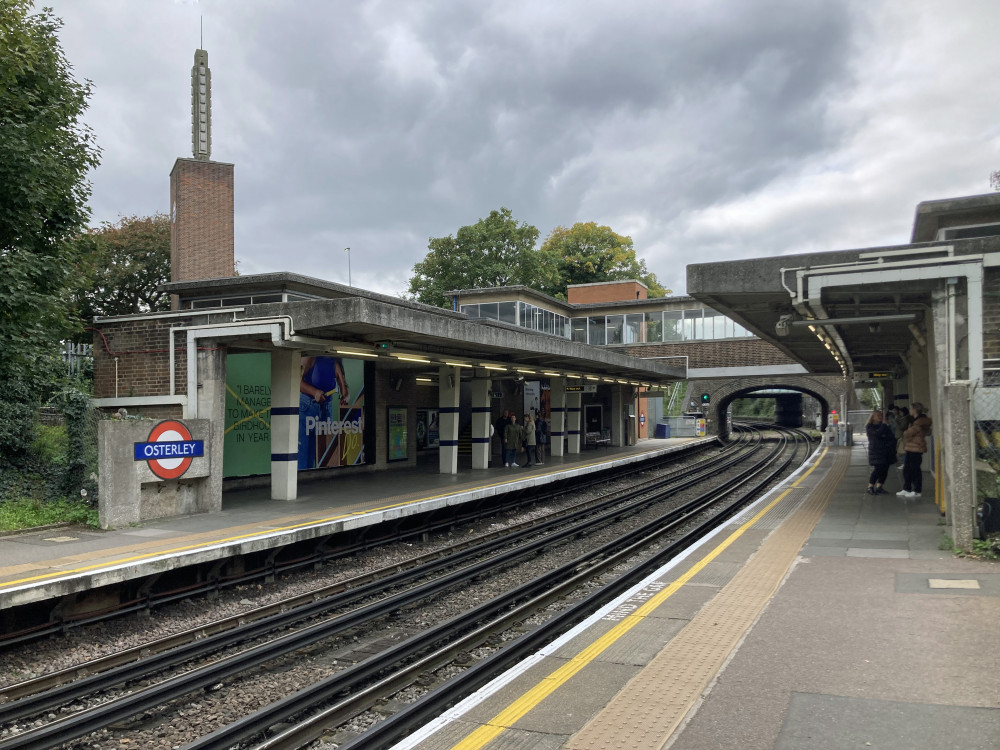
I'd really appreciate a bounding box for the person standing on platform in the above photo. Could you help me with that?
[523,413,536,468]
[865,410,895,495]
[892,406,913,468]
[495,410,510,463]
[504,414,521,467]
[535,412,547,465]
[898,403,932,498]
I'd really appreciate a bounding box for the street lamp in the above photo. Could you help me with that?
[344,247,351,287]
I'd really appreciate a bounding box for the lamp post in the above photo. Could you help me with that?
[345,247,351,287]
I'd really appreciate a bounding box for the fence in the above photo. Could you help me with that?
[63,341,93,377]
[973,384,1000,530]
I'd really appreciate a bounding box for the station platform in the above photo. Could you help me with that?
[0,437,709,612]
[394,443,1000,750]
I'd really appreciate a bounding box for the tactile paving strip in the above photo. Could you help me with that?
[565,449,850,750]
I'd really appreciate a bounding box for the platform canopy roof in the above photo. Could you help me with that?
[687,193,1000,379]
[162,273,685,384]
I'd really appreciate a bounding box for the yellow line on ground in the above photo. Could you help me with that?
[0,451,665,590]
[449,447,829,750]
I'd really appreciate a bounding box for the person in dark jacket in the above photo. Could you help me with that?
[495,410,509,463]
[865,410,896,495]
[897,403,932,498]
[503,414,521,467]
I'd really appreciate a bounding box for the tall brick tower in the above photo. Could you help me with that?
[170,48,235,308]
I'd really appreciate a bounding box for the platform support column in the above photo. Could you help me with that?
[945,381,975,550]
[270,349,301,500]
[612,385,624,447]
[439,366,460,475]
[471,378,491,469]
[549,378,566,457]
[567,391,582,454]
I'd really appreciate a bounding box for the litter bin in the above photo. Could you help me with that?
[654,422,671,439]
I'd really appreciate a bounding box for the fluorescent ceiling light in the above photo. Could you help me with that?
[481,364,507,371]
[336,349,378,358]
[393,354,430,363]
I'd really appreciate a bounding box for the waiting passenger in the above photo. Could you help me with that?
[523,413,536,468]
[897,403,932,498]
[865,410,896,495]
[504,414,521,467]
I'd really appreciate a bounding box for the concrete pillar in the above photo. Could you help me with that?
[194,342,226,513]
[611,386,624,447]
[550,377,566,457]
[471,378,491,469]
[439,366,460,474]
[567,391,582,454]
[270,348,301,500]
[945,381,976,550]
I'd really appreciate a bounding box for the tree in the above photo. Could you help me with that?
[407,207,558,308]
[73,214,171,326]
[0,2,100,464]
[538,222,669,298]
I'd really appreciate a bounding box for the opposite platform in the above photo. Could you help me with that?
[0,438,709,611]
[392,443,1000,750]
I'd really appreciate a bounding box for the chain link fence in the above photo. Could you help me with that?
[973,382,1000,537]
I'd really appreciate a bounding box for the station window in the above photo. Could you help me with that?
[588,316,606,346]
[625,314,645,344]
[606,315,624,345]
[499,301,517,325]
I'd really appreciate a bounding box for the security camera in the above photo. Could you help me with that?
[775,314,793,337]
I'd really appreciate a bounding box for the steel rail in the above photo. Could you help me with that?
[185,428,800,750]
[0,440,718,648]
[327,427,809,750]
[0,433,750,720]
[0,429,769,750]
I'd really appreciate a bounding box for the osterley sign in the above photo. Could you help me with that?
[133,420,204,480]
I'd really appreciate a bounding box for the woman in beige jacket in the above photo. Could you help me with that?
[897,403,932,498]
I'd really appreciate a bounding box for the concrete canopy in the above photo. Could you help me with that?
[162,273,685,383]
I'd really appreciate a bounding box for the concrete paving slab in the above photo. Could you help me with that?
[845,548,910,558]
[801,545,848,557]
[897,572,1000,596]
[775,692,1000,750]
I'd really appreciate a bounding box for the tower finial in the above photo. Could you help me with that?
[191,48,211,160]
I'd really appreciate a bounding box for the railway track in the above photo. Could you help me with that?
[0,426,812,749]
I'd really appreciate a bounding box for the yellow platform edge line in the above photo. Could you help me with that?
[0,449,668,590]
[449,447,830,750]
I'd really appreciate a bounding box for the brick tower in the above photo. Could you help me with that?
[170,48,235,308]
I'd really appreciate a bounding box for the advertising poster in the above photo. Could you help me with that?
[523,380,541,418]
[388,407,408,461]
[298,355,367,470]
[223,352,272,477]
[223,353,371,477]
[416,409,440,450]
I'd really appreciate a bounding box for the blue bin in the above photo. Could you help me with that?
[654,422,671,439]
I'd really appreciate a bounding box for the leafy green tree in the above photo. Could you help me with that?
[539,222,669,298]
[408,207,558,308]
[0,2,100,463]
[73,214,171,327]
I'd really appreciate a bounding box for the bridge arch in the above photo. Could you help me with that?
[689,375,849,439]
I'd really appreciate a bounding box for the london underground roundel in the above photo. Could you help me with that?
[133,420,204,480]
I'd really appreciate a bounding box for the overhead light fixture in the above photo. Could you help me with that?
[543,371,561,377]
[336,348,379,358]
[585,376,600,381]
[392,353,430,363]
[808,325,816,333]
[415,377,433,383]
[565,374,582,379]
[516,368,537,374]
[444,361,473,368]
[481,363,507,371]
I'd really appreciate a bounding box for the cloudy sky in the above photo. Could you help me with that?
[45,0,1000,297]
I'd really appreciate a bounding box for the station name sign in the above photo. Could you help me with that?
[565,384,598,393]
[133,441,204,460]
[868,372,894,379]
[134,420,204,480]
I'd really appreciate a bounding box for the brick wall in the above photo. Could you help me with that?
[92,317,196,405]
[623,338,797,369]
[170,158,235,293]
[568,281,647,304]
